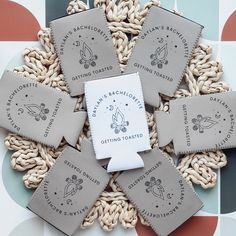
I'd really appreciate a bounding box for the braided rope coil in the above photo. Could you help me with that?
[4,0,229,231]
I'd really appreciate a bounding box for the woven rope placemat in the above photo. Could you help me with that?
[4,0,229,231]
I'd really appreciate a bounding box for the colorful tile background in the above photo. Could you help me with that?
[0,0,236,235]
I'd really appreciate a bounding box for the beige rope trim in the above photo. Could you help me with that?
[4,0,229,231]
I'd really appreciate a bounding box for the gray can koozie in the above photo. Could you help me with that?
[0,70,87,148]
[125,6,203,107]
[156,92,236,154]
[50,8,121,96]
[117,148,203,236]
[27,141,110,236]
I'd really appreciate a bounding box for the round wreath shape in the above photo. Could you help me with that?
[5,0,229,231]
